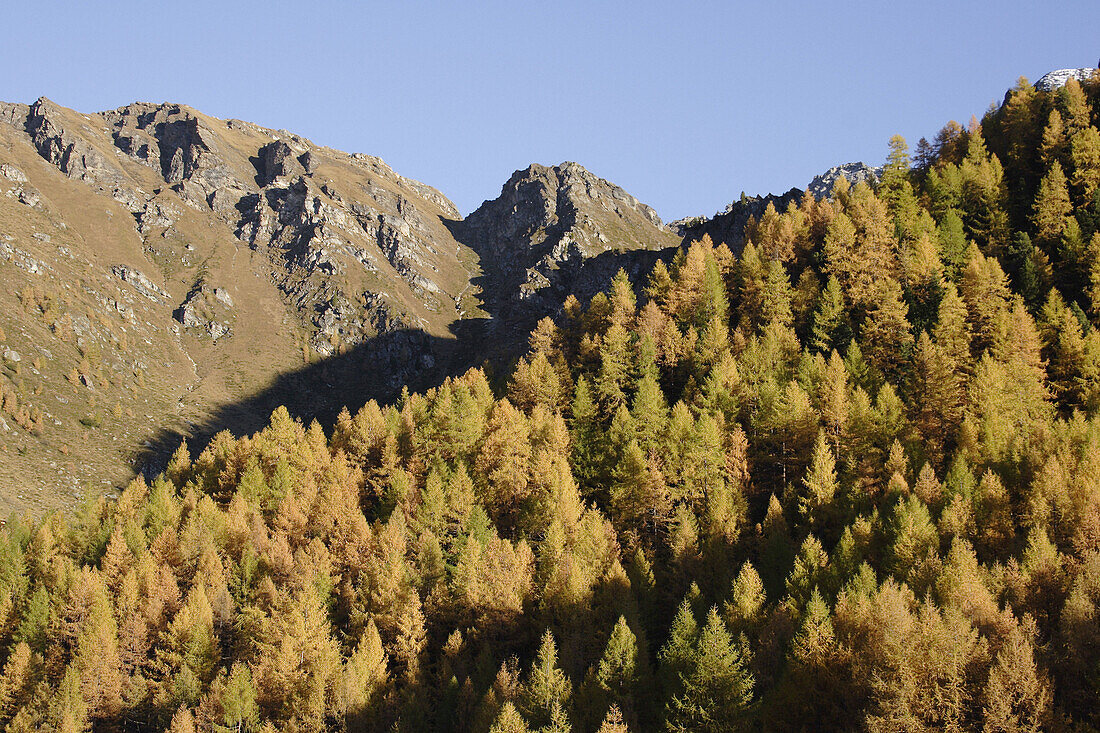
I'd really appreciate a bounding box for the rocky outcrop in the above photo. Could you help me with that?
[258,140,308,185]
[0,103,28,127]
[807,162,882,199]
[25,98,124,188]
[136,199,181,233]
[1034,67,1097,92]
[457,162,677,329]
[173,281,234,340]
[111,265,170,301]
[232,168,451,346]
[675,188,804,252]
[464,162,665,255]
[0,97,690,512]
[0,239,49,275]
[0,164,41,209]
[0,164,27,183]
[103,102,251,211]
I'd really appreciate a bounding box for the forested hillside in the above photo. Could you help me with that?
[1,74,1100,731]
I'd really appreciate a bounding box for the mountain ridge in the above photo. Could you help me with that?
[0,97,678,513]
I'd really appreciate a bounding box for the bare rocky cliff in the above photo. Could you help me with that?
[457,162,678,335]
[0,98,676,513]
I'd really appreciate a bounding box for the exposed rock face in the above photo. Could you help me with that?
[0,98,678,512]
[1034,68,1097,92]
[173,281,234,340]
[102,102,252,212]
[137,200,181,234]
[10,98,478,357]
[675,188,804,253]
[0,103,28,127]
[0,165,27,183]
[110,265,170,301]
[258,140,307,185]
[459,162,677,330]
[807,162,882,199]
[24,98,124,188]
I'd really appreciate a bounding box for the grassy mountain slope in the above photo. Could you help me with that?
[0,99,676,513]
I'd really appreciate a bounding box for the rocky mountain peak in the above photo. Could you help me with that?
[807,161,883,199]
[0,97,682,509]
[1034,67,1097,92]
[456,160,677,331]
[526,161,664,227]
[24,96,126,187]
[468,161,666,250]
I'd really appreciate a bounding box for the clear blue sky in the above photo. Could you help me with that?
[4,1,1098,221]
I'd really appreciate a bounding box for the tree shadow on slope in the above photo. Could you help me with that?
[135,224,680,476]
[135,320,489,476]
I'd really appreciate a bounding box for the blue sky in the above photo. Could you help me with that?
[4,1,1099,220]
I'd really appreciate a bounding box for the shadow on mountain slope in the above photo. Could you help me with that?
[136,241,681,475]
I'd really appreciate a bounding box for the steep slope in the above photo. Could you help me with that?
[0,100,675,513]
[457,162,680,339]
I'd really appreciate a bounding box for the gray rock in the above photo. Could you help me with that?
[0,102,28,127]
[25,98,123,187]
[2,347,21,362]
[458,161,673,332]
[111,187,146,213]
[0,242,49,274]
[1034,68,1097,92]
[102,103,247,208]
[0,164,27,183]
[166,147,186,183]
[18,188,39,207]
[112,128,160,166]
[259,140,306,185]
[176,302,203,328]
[301,150,319,174]
[100,296,135,322]
[173,282,234,340]
[807,162,883,199]
[137,200,181,233]
[111,265,169,300]
[207,186,243,212]
[676,188,804,250]
[394,172,461,220]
